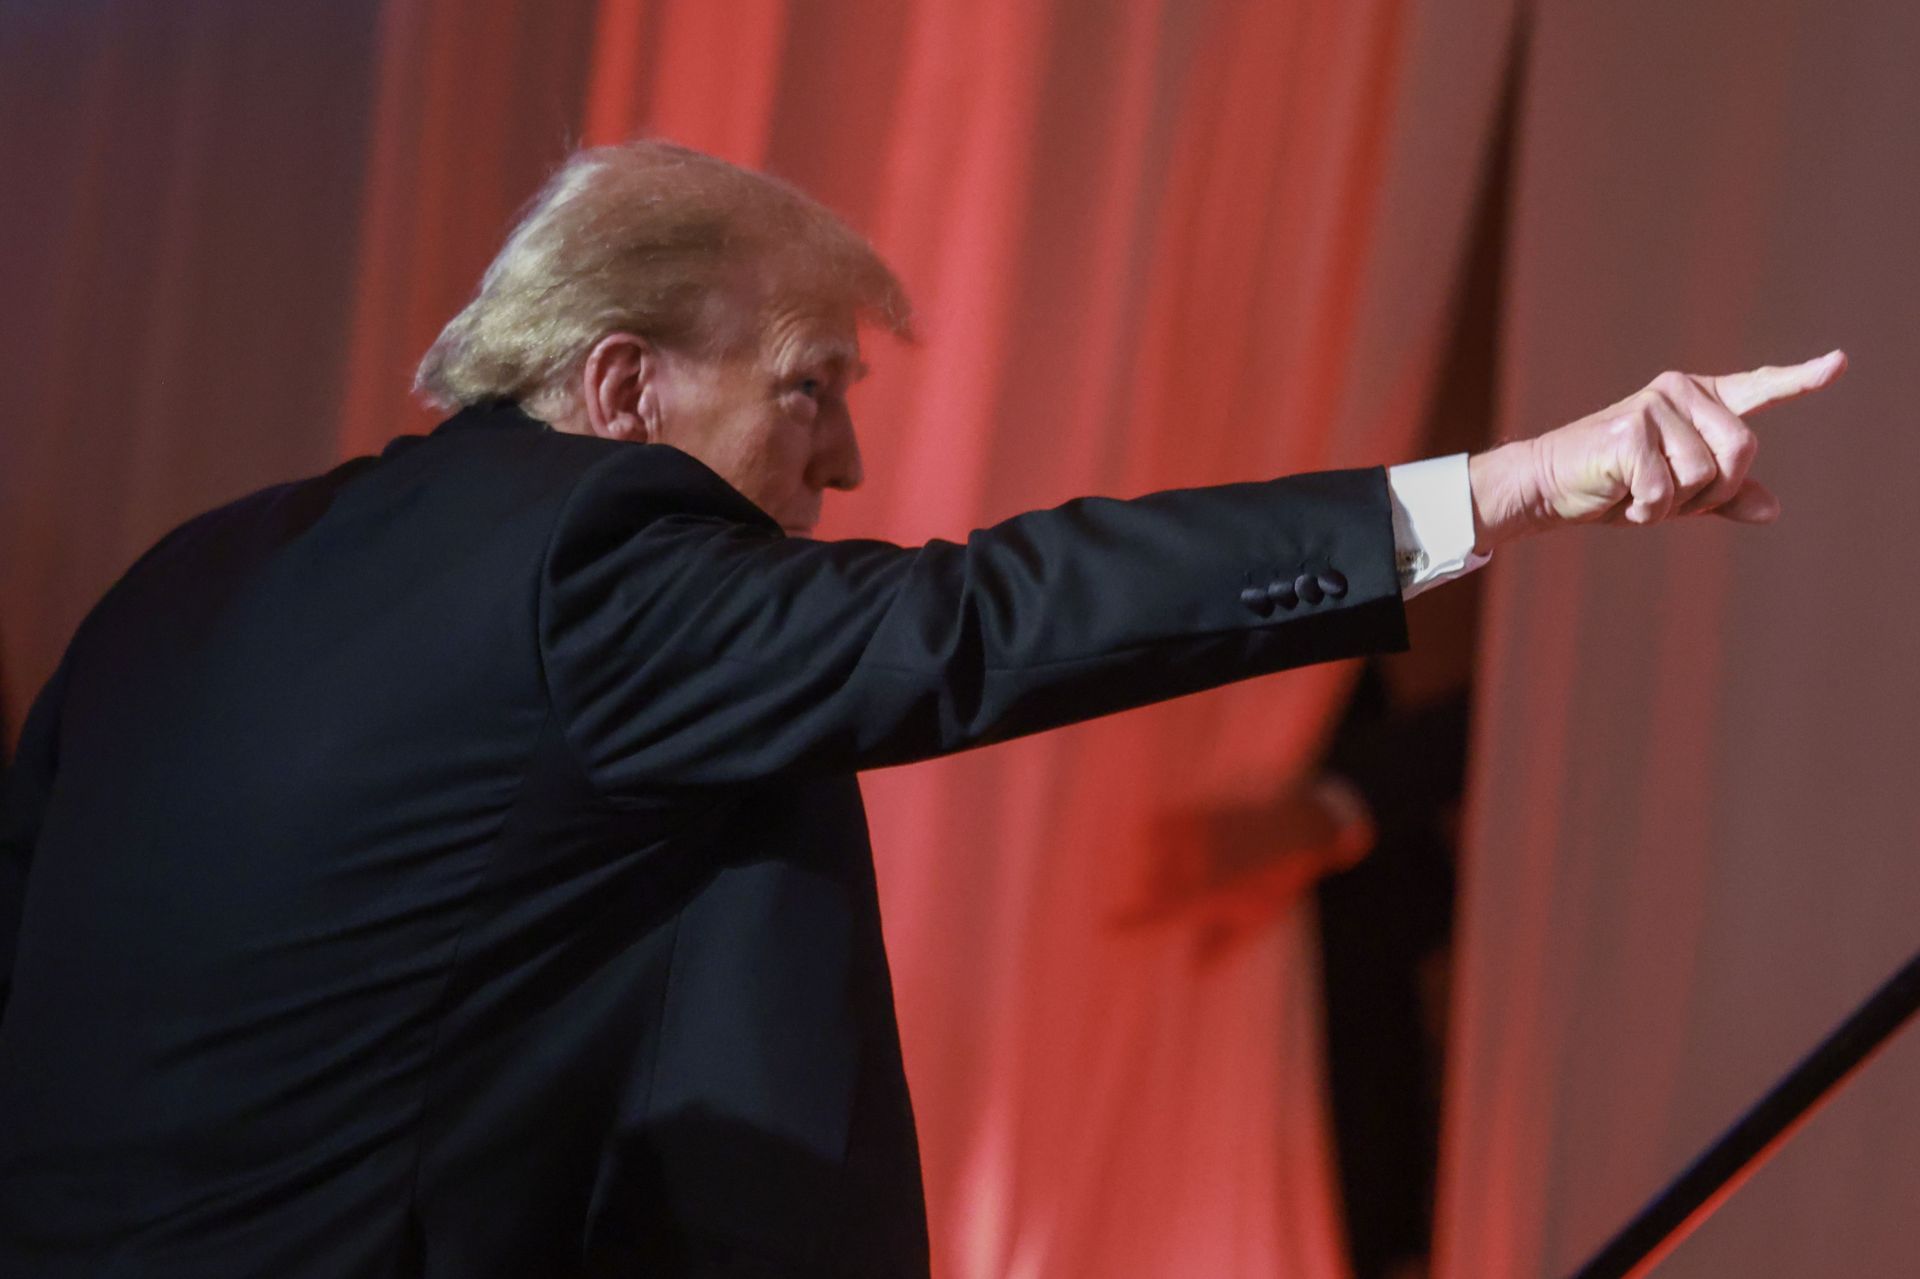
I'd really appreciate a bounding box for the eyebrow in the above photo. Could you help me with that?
[778,342,866,382]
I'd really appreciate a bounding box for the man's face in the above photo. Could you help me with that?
[650,302,867,537]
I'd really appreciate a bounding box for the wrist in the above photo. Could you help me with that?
[1468,439,1547,556]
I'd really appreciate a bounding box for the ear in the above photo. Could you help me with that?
[578,332,663,442]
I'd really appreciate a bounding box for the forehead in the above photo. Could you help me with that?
[758,302,864,376]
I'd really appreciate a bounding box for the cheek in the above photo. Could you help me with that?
[733,415,811,498]
[767,411,816,476]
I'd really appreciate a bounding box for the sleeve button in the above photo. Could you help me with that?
[1318,569,1348,599]
[1265,578,1298,609]
[1295,572,1325,605]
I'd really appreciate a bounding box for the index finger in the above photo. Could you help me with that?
[1706,349,1847,416]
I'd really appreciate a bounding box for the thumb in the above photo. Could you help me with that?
[1710,477,1781,524]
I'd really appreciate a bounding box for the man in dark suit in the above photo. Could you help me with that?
[0,140,1839,1276]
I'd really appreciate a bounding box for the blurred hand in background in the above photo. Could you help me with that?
[1116,775,1375,965]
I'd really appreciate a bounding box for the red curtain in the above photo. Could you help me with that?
[1437,2,1920,1276]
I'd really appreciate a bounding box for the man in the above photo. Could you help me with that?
[0,140,1841,1276]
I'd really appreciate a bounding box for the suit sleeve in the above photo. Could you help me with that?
[1,654,68,1020]
[539,445,1409,792]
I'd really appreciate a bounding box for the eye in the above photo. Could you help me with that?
[794,377,824,399]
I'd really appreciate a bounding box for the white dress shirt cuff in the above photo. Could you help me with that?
[1387,453,1490,599]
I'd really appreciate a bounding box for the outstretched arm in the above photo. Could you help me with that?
[539,350,1844,794]
[541,449,1408,792]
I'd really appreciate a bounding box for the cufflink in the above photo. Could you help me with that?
[1396,548,1426,592]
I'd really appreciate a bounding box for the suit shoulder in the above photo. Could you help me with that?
[557,441,781,533]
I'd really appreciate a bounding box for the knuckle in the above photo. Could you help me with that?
[1612,409,1656,440]
[1674,461,1715,489]
[1652,369,1690,396]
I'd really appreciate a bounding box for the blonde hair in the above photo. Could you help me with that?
[415,140,911,414]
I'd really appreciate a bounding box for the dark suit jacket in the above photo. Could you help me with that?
[0,401,1407,1276]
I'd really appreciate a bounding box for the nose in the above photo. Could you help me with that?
[809,406,864,493]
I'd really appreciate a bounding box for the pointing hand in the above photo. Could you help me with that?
[1467,350,1847,553]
